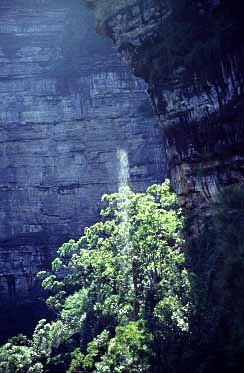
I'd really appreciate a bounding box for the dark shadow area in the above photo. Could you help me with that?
[183,185,244,373]
[0,301,53,345]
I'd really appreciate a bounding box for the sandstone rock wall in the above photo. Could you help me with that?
[0,0,165,307]
[84,0,244,219]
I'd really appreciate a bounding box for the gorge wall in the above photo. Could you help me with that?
[84,0,244,222]
[0,0,165,337]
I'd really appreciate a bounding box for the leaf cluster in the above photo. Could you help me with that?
[0,181,192,372]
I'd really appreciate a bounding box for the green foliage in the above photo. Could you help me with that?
[61,289,88,331]
[81,330,110,371]
[95,322,151,373]
[187,185,244,372]
[0,340,37,373]
[0,181,191,372]
[2,182,244,372]
[67,348,84,373]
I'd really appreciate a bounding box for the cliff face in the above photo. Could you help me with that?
[84,0,244,217]
[0,0,165,315]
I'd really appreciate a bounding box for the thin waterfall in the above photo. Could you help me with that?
[117,149,129,189]
[117,149,130,255]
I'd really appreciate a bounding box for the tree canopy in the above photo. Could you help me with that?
[0,181,192,372]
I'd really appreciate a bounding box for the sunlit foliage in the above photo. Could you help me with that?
[0,181,191,372]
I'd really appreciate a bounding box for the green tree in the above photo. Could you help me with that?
[0,181,191,372]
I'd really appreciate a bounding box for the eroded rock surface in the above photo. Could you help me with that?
[84,0,244,216]
[0,0,165,317]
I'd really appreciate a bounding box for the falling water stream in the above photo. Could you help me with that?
[117,149,129,189]
[117,149,130,256]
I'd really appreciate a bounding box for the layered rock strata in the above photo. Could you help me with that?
[84,0,244,217]
[0,0,165,314]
